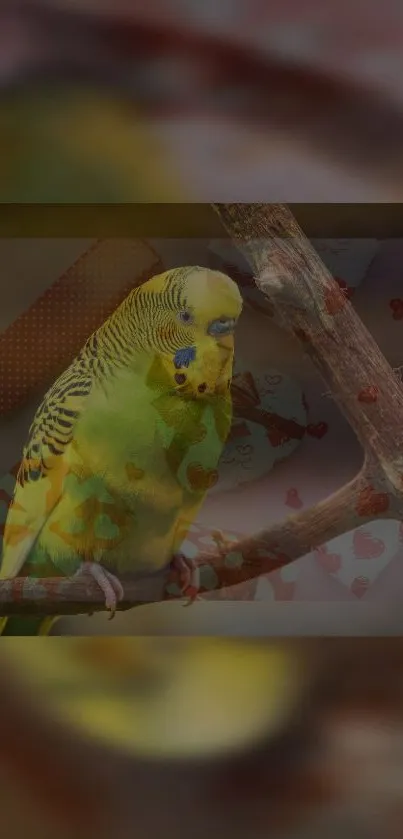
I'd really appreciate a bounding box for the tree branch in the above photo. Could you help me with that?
[0,468,384,617]
[2,202,403,617]
[214,204,403,484]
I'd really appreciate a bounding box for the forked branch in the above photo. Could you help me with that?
[1,203,403,616]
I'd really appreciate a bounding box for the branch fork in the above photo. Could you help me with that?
[1,203,403,617]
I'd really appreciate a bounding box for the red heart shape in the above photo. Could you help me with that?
[285,487,303,509]
[324,285,347,315]
[389,298,403,319]
[307,421,328,439]
[335,277,354,299]
[356,485,390,516]
[314,545,341,573]
[186,463,219,491]
[353,530,385,559]
[357,385,379,404]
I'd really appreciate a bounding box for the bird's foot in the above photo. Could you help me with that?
[170,553,201,606]
[76,561,124,620]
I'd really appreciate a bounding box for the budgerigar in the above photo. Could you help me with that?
[0,267,242,635]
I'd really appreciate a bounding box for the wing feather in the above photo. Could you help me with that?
[0,357,93,579]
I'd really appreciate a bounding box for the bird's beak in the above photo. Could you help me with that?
[216,334,234,351]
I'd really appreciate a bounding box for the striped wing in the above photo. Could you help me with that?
[0,358,93,579]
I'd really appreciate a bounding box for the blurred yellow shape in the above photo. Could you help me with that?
[0,87,185,201]
[1,638,306,759]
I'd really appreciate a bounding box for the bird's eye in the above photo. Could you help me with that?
[178,310,193,324]
[208,317,236,337]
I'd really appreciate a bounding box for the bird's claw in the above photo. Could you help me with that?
[183,585,202,607]
[75,561,124,619]
[170,553,200,606]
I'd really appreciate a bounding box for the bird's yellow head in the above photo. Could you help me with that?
[132,266,243,398]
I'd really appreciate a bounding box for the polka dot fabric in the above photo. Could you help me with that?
[0,239,163,414]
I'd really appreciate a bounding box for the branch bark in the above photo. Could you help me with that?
[2,202,403,617]
[215,204,403,482]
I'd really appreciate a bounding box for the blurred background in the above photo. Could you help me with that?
[1,1,403,199]
[2,637,403,839]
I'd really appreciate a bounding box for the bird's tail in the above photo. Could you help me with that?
[0,616,58,635]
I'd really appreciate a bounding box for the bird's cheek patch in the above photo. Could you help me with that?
[173,346,197,369]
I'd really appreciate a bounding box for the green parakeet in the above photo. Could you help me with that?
[0,267,242,635]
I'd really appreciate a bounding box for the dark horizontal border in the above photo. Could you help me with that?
[0,204,402,238]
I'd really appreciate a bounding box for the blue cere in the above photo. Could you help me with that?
[173,346,197,369]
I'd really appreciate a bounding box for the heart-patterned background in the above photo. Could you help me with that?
[2,234,403,621]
